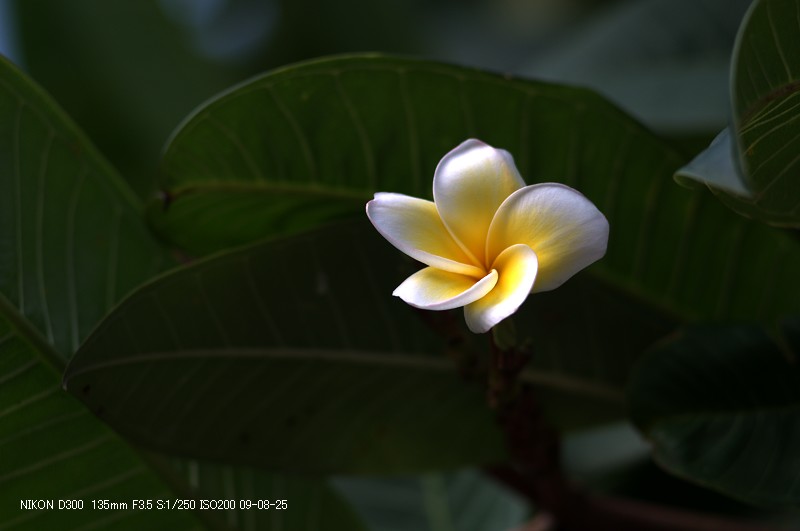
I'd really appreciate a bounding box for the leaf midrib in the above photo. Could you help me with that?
[0,56,143,213]
[64,347,457,384]
[162,180,372,201]
[64,345,626,403]
[0,291,65,376]
[737,79,800,128]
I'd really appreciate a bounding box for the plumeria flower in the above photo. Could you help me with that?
[366,139,609,334]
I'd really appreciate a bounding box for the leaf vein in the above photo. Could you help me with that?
[35,131,56,345]
[266,85,318,183]
[333,73,376,188]
[0,434,113,484]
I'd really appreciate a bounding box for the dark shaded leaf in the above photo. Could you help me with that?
[149,55,800,439]
[65,221,505,474]
[628,320,800,506]
[0,54,198,529]
[0,54,361,530]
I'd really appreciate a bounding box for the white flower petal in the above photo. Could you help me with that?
[433,139,526,266]
[486,183,609,293]
[367,193,484,277]
[393,267,498,311]
[464,244,538,333]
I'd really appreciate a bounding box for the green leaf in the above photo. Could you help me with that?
[0,54,200,528]
[140,54,800,461]
[333,469,529,531]
[153,56,800,323]
[154,54,800,322]
[154,53,651,254]
[732,0,800,200]
[676,0,800,226]
[64,221,505,474]
[514,274,673,430]
[627,320,800,506]
[0,55,361,530]
[673,129,749,196]
[149,186,364,256]
[65,223,680,472]
[12,0,252,198]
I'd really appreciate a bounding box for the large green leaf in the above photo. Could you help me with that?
[65,218,683,475]
[0,55,361,530]
[152,55,800,323]
[0,54,199,529]
[627,320,800,506]
[676,0,800,226]
[731,0,800,216]
[64,221,505,474]
[102,54,798,472]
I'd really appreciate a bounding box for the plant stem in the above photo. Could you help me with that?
[413,307,482,380]
[487,321,528,409]
[485,329,785,531]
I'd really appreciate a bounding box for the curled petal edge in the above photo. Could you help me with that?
[393,267,498,311]
[464,244,538,334]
